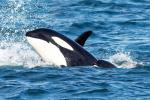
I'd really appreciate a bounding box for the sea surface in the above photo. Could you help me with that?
[0,0,150,99]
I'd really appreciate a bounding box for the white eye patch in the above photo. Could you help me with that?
[52,37,74,51]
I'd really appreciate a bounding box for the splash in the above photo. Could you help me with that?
[0,0,47,68]
[0,0,60,68]
[0,0,31,30]
[108,52,137,69]
[0,41,49,68]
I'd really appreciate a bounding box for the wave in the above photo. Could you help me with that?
[0,41,48,68]
[108,52,139,69]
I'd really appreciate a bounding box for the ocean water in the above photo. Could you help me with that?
[0,0,150,99]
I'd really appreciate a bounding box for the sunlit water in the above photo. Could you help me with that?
[0,0,150,99]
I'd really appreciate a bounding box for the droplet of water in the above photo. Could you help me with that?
[109,52,137,69]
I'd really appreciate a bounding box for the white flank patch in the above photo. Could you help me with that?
[52,37,73,51]
[26,37,67,66]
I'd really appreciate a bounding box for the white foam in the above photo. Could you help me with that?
[0,41,49,68]
[108,52,137,69]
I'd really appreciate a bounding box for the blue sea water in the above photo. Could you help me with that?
[0,0,150,99]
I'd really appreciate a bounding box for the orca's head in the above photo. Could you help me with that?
[26,28,53,42]
[26,28,74,50]
[26,28,74,66]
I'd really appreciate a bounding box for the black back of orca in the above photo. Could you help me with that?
[26,28,97,66]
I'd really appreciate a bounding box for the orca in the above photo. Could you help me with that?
[26,28,116,68]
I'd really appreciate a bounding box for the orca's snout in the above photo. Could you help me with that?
[26,29,50,42]
[26,31,33,37]
[26,30,39,38]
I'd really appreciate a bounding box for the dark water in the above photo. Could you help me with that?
[0,0,150,99]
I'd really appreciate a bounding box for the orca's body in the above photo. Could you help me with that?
[26,28,116,68]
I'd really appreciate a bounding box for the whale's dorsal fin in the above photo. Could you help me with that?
[75,31,92,46]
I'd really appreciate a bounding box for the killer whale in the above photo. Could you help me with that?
[26,28,116,68]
